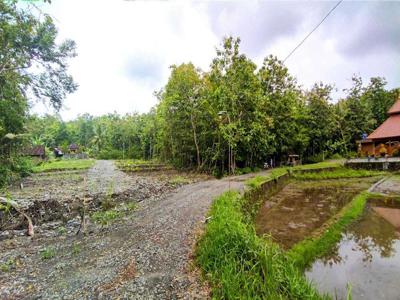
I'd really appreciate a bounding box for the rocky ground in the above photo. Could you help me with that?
[0,160,264,299]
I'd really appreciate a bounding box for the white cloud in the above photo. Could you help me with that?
[30,0,400,119]
[32,0,218,120]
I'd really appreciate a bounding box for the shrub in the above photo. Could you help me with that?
[329,153,343,160]
[91,209,122,225]
[304,153,324,164]
[0,156,33,188]
[39,247,56,260]
[97,148,124,160]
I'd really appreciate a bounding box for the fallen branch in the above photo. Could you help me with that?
[0,196,34,236]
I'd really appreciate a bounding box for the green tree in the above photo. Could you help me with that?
[0,0,76,185]
[304,82,335,157]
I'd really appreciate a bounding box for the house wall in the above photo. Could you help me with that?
[361,140,400,156]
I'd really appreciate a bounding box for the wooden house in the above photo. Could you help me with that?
[358,98,400,157]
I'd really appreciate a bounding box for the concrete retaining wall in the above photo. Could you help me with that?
[345,160,400,171]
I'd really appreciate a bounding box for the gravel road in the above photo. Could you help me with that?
[0,161,268,299]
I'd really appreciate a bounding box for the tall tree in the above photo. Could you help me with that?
[0,0,77,184]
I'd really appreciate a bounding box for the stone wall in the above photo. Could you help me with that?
[345,159,400,171]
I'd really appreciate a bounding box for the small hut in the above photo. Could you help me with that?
[68,143,79,153]
[26,145,46,159]
[358,98,400,157]
[287,154,301,166]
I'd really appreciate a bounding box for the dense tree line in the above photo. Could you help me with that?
[155,37,398,175]
[1,0,398,185]
[26,112,156,160]
[26,38,399,177]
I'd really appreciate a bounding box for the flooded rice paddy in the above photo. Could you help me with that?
[306,197,400,300]
[255,178,376,249]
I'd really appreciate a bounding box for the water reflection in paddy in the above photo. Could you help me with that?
[306,197,400,300]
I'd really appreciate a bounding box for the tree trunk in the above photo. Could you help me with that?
[190,113,201,170]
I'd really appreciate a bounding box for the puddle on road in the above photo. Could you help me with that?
[306,197,400,300]
[255,178,375,249]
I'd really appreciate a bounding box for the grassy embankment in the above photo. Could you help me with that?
[196,168,327,299]
[292,168,386,180]
[292,160,344,170]
[196,191,326,299]
[245,160,343,189]
[32,159,95,173]
[115,159,169,172]
[197,162,386,298]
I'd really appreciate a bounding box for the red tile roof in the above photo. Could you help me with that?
[368,114,400,140]
[388,99,400,115]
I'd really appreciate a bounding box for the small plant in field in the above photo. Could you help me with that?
[0,258,16,272]
[123,202,137,212]
[101,181,116,210]
[40,247,56,260]
[57,226,67,235]
[91,209,121,225]
[72,243,81,255]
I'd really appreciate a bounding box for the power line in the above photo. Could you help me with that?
[283,0,343,63]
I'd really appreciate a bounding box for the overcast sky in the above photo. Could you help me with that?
[32,0,400,120]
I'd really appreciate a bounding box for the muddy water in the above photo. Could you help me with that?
[255,178,375,249]
[306,197,400,300]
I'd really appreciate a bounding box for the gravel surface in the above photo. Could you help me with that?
[0,161,267,299]
[370,176,400,195]
[87,160,138,194]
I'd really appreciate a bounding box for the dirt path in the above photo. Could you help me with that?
[87,160,138,194]
[0,161,268,299]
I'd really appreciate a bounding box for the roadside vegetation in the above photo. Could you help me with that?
[32,159,95,173]
[196,191,326,299]
[245,168,288,188]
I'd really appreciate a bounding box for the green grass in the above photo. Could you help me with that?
[169,175,191,185]
[196,191,327,299]
[245,168,288,189]
[91,209,122,225]
[72,243,81,255]
[0,258,16,272]
[292,160,343,171]
[32,159,95,173]
[91,201,137,225]
[287,192,370,270]
[39,247,56,260]
[292,168,386,180]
